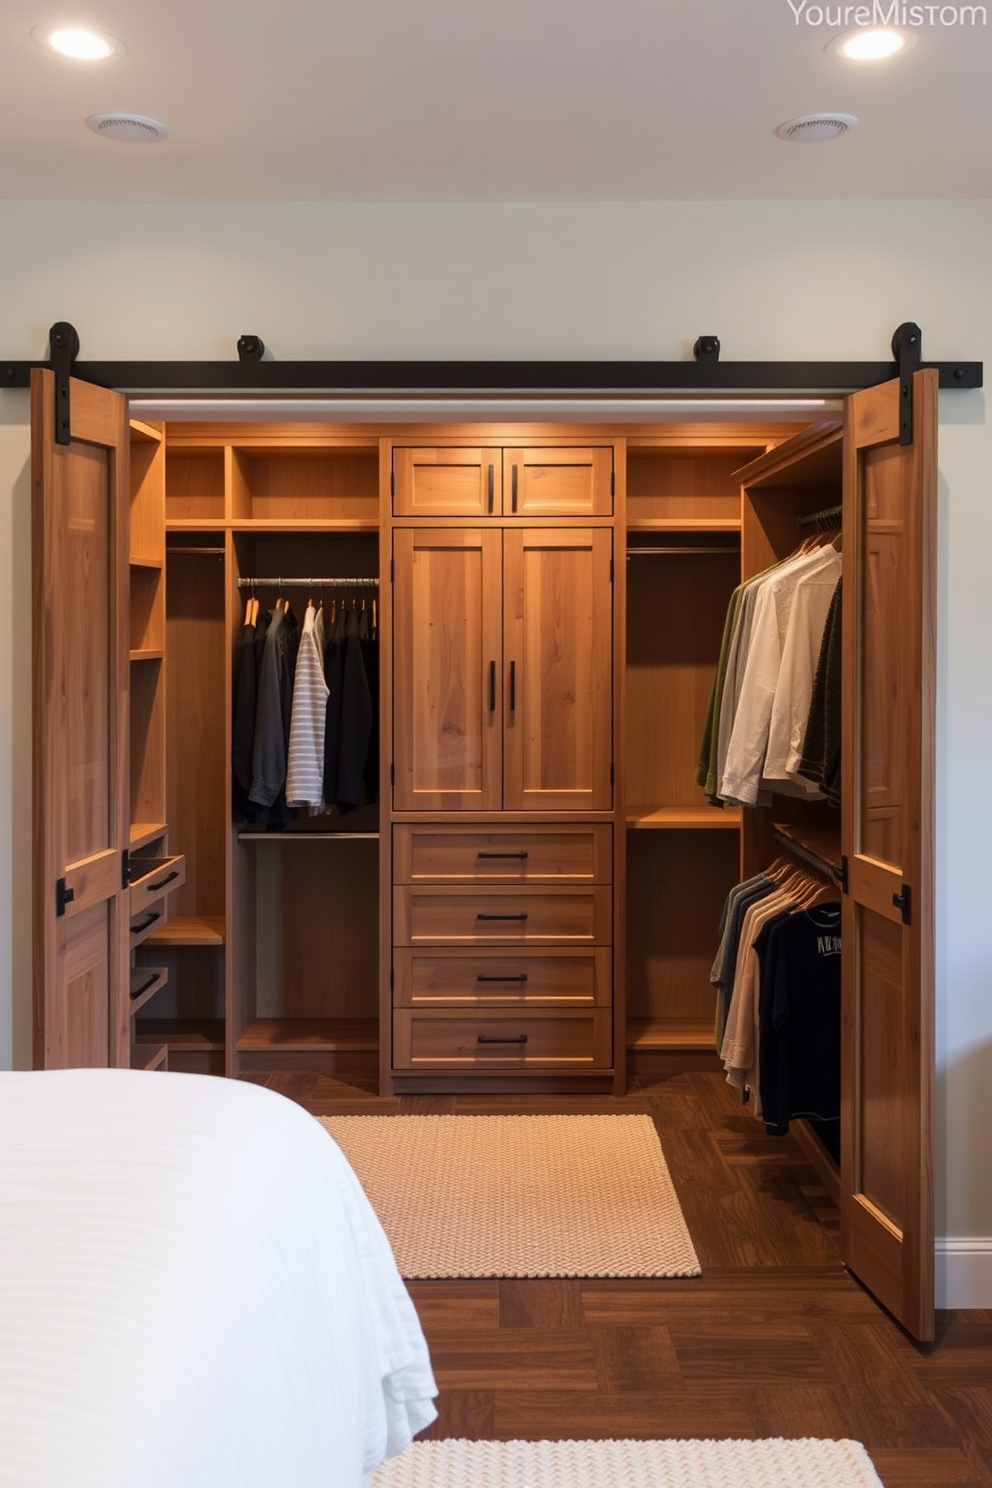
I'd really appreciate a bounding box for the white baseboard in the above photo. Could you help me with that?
[935,1237,992,1309]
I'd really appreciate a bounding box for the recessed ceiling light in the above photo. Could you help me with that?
[32,24,125,60]
[775,113,858,143]
[86,112,168,143]
[826,26,915,61]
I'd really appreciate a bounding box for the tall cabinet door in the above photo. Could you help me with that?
[32,370,131,1068]
[393,527,503,811]
[502,528,613,811]
[841,369,937,1342]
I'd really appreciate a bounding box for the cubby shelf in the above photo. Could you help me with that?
[144,916,226,946]
[237,1018,379,1053]
[626,806,742,829]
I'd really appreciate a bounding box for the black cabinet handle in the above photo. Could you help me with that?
[477,1033,528,1045]
[509,659,516,711]
[147,870,179,892]
[131,911,161,935]
[511,463,518,513]
[130,974,159,1000]
[476,973,529,983]
[477,850,528,859]
[476,912,528,921]
[489,659,496,712]
[487,462,494,514]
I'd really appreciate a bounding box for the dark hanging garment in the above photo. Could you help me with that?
[797,577,842,807]
[322,604,348,812]
[335,604,373,815]
[360,604,380,805]
[232,610,270,819]
[248,605,299,826]
[755,903,842,1138]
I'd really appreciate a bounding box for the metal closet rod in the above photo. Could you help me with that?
[237,576,379,588]
[797,503,842,530]
[771,827,843,883]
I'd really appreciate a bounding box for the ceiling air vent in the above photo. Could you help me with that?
[86,112,169,143]
[775,113,858,143]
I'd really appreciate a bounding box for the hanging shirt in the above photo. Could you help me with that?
[286,602,330,814]
[756,903,842,1136]
[764,554,842,789]
[335,604,373,815]
[249,606,299,811]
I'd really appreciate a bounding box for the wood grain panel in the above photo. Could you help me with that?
[393,1008,612,1068]
[393,824,611,883]
[626,449,752,525]
[129,422,165,565]
[393,447,502,517]
[241,450,379,522]
[254,838,378,1020]
[165,450,225,520]
[502,528,612,811]
[394,886,612,945]
[625,551,740,811]
[129,656,166,830]
[394,947,611,1007]
[56,902,111,1068]
[392,528,502,811]
[504,447,613,516]
[625,830,738,1024]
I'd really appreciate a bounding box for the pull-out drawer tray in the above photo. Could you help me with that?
[129,855,185,916]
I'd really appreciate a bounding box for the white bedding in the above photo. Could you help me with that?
[0,1069,437,1488]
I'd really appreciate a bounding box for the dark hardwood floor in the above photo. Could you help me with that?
[247,1066,992,1488]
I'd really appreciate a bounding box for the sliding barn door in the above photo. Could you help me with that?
[841,369,937,1341]
[32,369,131,1068]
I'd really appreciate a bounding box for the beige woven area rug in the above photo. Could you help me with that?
[370,1438,884,1488]
[318,1114,700,1279]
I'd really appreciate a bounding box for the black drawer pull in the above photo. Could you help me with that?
[478,1033,528,1045]
[477,912,528,921]
[146,870,179,892]
[477,973,529,983]
[131,911,161,935]
[511,462,519,513]
[487,462,494,513]
[130,974,159,1001]
[488,659,496,712]
[477,850,529,859]
[509,659,516,712]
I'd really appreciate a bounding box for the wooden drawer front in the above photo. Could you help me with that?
[504,447,614,516]
[394,947,611,1008]
[394,1009,612,1069]
[394,886,611,945]
[129,854,185,916]
[393,825,611,884]
[393,447,502,517]
[130,899,167,950]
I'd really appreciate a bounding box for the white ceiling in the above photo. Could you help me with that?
[2,0,990,201]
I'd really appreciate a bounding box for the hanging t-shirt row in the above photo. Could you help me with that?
[232,597,379,829]
[696,539,842,808]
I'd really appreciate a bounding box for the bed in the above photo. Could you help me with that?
[0,1068,437,1487]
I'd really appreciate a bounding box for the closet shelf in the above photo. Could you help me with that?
[771,822,842,875]
[130,822,168,851]
[129,648,164,663]
[230,519,378,533]
[626,806,742,829]
[238,830,380,841]
[129,420,164,445]
[129,965,168,1017]
[129,554,164,571]
[626,518,741,534]
[627,1017,716,1052]
[144,916,225,947]
[131,1041,168,1071]
[133,1019,226,1052]
[237,1018,379,1053]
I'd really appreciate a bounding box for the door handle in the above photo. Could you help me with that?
[487,462,494,514]
[509,659,516,712]
[489,659,496,712]
[511,463,518,513]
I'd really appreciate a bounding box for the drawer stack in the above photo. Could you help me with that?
[392,825,612,1071]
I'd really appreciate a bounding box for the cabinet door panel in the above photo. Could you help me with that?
[504,447,613,516]
[502,528,613,811]
[32,371,131,1068]
[841,370,936,1342]
[393,447,501,517]
[392,528,502,810]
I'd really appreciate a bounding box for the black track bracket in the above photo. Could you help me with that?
[49,322,79,446]
[893,322,923,446]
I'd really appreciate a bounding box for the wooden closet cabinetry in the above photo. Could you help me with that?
[392,445,613,517]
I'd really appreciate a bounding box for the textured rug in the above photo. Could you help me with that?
[317,1114,700,1278]
[369,1438,884,1488]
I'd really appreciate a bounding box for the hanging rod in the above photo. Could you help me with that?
[168,545,225,556]
[772,827,843,883]
[797,504,842,530]
[237,576,378,589]
[627,546,739,556]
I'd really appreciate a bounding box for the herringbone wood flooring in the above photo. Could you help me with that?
[245,1067,992,1488]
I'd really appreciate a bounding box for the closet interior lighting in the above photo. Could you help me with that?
[32,24,124,59]
[236,577,379,589]
[826,26,912,60]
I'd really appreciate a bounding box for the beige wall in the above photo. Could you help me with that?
[1,198,989,1298]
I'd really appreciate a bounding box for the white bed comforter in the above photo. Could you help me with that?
[0,1069,437,1488]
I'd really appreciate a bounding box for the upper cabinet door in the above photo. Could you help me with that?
[32,370,131,1069]
[392,528,503,811]
[502,528,613,812]
[393,447,503,517]
[841,369,937,1342]
[503,447,614,516]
